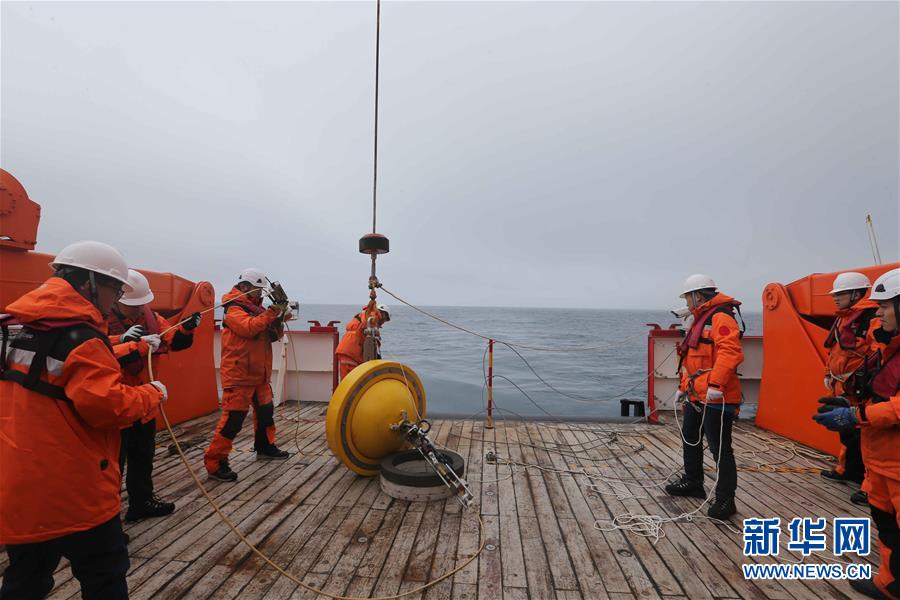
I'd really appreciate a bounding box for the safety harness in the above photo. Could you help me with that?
[824,308,875,351]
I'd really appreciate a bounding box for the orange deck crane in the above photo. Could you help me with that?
[758,263,900,454]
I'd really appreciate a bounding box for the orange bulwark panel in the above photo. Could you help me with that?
[143,273,219,425]
[757,263,900,455]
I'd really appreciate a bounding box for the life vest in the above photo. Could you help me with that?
[825,308,875,350]
[869,340,900,403]
[677,300,744,374]
[0,315,111,403]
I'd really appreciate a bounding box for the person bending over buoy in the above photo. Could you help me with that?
[335,303,390,380]
[814,268,900,600]
[108,269,201,522]
[819,271,877,506]
[665,274,745,520]
[0,241,165,600]
[204,269,290,482]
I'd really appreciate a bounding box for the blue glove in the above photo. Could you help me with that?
[812,406,857,432]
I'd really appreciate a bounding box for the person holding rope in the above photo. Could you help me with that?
[819,271,877,506]
[814,268,900,600]
[0,241,165,600]
[204,268,290,482]
[335,303,390,380]
[108,269,202,522]
[665,274,745,520]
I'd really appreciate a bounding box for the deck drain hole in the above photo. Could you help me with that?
[485,490,495,496]
[616,549,633,558]
[485,544,497,551]
[357,536,368,544]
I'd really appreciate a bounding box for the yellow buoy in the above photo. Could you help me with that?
[325,360,426,476]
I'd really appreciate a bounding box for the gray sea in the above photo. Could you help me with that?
[295,304,762,421]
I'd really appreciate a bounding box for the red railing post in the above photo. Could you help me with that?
[486,339,494,429]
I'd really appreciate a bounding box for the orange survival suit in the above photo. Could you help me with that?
[108,307,196,516]
[823,301,878,483]
[858,331,900,598]
[677,293,745,405]
[203,287,284,473]
[335,307,383,380]
[0,277,162,544]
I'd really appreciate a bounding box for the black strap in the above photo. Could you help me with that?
[1,325,8,370]
[0,369,71,402]
[23,328,63,391]
[1,324,105,403]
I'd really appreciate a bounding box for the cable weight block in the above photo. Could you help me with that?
[360,233,390,255]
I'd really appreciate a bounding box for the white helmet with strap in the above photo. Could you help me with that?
[50,241,131,288]
[237,268,268,289]
[869,268,900,301]
[680,274,717,298]
[830,272,871,295]
[377,303,390,321]
[120,269,154,306]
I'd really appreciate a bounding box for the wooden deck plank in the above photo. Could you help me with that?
[493,422,528,590]
[518,422,582,592]
[558,426,663,599]
[15,403,878,600]
[602,425,740,599]
[476,514,502,600]
[421,507,461,600]
[534,423,631,596]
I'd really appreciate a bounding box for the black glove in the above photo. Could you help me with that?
[121,324,145,342]
[816,396,850,414]
[183,312,202,331]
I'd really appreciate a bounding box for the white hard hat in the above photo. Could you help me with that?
[50,241,131,288]
[869,268,900,302]
[237,268,267,288]
[120,269,154,306]
[680,274,717,298]
[377,303,390,319]
[830,272,871,295]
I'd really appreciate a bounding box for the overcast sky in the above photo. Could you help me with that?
[2,1,898,310]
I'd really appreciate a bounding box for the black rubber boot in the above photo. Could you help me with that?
[664,478,706,499]
[850,490,869,506]
[820,469,851,484]
[256,445,290,460]
[125,495,175,522]
[707,497,737,520]
[209,461,238,482]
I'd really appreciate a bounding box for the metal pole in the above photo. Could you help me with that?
[486,339,494,429]
[866,214,883,265]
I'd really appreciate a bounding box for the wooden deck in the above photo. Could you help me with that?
[6,402,877,599]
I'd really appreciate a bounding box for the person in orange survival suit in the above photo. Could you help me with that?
[335,303,390,380]
[665,274,745,521]
[0,241,165,600]
[814,268,900,600]
[203,268,291,482]
[107,269,202,522]
[820,271,878,506]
